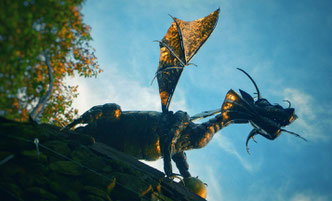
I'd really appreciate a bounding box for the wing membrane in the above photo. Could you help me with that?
[156,9,220,112]
[173,9,220,63]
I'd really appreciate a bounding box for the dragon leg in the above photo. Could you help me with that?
[172,151,191,178]
[161,111,190,177]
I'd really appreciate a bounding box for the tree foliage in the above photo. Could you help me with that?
[0,0,102,125]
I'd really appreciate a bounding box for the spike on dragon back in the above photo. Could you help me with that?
[64,8,305,198]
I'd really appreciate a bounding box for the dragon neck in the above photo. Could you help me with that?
[175,114,225,152]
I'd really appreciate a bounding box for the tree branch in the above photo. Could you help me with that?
[29,52,54,123]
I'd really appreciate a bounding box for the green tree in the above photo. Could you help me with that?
[0,0,102,125]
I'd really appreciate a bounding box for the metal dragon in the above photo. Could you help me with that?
[64,9,306,179]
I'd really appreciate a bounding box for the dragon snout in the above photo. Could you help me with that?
[281,108,297,126]
[289,113,297,124]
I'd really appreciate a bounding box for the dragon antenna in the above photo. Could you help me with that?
[280,129,307,142]
[283,100,292,108]
[237,68,261,99]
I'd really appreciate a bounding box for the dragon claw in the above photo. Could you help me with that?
[245,128,261,155]
[168,173,182,179]
[163,173,184,184]
[246,146,251,155]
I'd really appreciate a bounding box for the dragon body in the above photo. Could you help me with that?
[69,103,226,178]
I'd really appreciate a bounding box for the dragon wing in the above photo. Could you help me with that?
[156,9,220,112]
[190,109,221,121]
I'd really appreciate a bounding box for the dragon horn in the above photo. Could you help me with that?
[237,68,261,99]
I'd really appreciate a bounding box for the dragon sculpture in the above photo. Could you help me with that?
[64,9,305,180]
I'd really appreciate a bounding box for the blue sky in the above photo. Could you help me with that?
[68,0,332,200]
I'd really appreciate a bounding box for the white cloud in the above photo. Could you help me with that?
[246,180,330,201]
[283,88,330,141]
[206,167,224,201]
[215,134,255,172]
[283,88,315,120]
[290,193,328,201]
[66,62,187,114]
